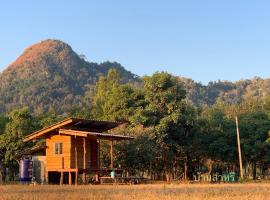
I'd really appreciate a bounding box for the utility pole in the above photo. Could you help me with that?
[235,116,243,179]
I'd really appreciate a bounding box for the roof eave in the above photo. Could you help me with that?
[23,118,126,142]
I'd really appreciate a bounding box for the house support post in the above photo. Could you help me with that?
[110,140,114,169]
[75,170,78,186]
[45,171,49,184]
[83,137,86,184]
[75,136,78,186]
[60,171,63,185]
[69,172,72,185]
[98,139,101,168]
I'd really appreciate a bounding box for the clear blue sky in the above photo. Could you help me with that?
[1,0,270,84]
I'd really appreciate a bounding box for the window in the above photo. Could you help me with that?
[54,143,63,155]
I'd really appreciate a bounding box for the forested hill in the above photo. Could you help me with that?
[0,39,270,115]
[0,39,138,114]
[179,76,270,106]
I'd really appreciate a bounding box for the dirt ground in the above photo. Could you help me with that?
[0,183,270,200]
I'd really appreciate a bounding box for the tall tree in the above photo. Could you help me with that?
[138,72,198,180]
[240,112,270,179]
[0,108,39,180]
[92,68,144,122]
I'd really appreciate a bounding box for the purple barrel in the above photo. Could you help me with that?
[19,159,32,182]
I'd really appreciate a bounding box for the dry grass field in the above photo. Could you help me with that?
[0,183,270,200]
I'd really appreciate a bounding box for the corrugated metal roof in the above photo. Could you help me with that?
[24,118,125,142]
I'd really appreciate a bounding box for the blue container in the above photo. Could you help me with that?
[19,159,32,182]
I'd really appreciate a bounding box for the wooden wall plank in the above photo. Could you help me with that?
[46,135,71,170]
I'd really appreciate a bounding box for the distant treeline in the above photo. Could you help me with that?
[1,69,270,181]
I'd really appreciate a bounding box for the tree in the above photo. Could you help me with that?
[240,112,270,179]
[92,68,121,120]
[0,108,39,180]
[91,69,147,173]
[137,72,199,181]
[92,68,145,122]
[200,105,238,164]
[0,114,8,182]
[115,133,158,177]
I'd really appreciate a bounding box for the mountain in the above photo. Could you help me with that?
[1,39,270,115]
[0,39,138,114]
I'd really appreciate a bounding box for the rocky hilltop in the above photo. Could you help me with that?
[0,39,137,114]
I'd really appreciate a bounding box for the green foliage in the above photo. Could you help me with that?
[0,108,39,164]
[92,69,144,122]
[240,112,270,163]
[91,70,270,180]
[140,72,190,162]
[0,114,8,135]
[0,114,8,177]
[93,71,200,180]
[200,107,238,162]
[115,133,158,175]
[37,111,63,128]
[142,72,186,126]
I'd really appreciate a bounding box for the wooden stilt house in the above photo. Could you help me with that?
[23,118,133,185]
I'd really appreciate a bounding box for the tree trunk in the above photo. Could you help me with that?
[165,171,170,182]
[0,168,2,184]
[246,162,252,178]
[184,160,187,180]
[253,161,257,180]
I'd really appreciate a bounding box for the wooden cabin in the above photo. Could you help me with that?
[23,118,133,185]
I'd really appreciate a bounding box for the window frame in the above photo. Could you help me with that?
[54,142,63,155]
